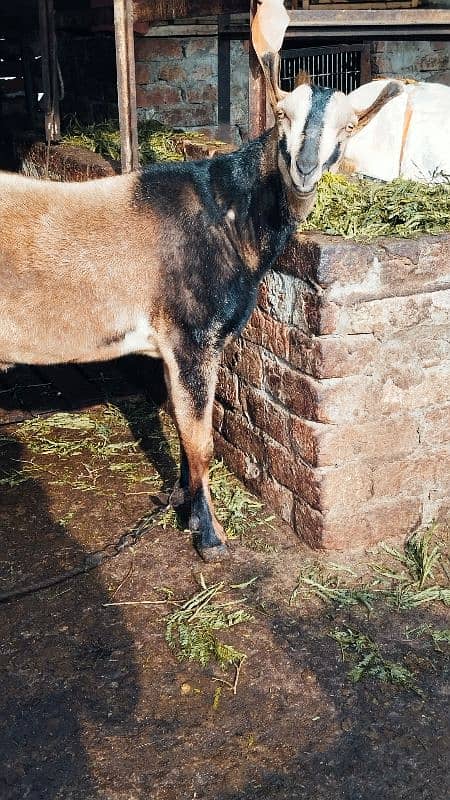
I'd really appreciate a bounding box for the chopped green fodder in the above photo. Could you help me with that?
[291,526,449,612]
[301,173,450,241]
[290,564,376,611]
[165,576,253,671]
[159,458,275,545]
[330,627,422,695]
[379,527,442,590]
[209,460,275,540]
[374,527,450,610]
[62,117,222,166]
[406,625,450,652]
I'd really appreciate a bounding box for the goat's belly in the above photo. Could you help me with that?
[0,310,162,366]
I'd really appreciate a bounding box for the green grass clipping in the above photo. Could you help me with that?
[301,173,450,241]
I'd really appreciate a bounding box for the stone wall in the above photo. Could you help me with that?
[134,35,248,136]
[133,34,450,134]
[213,233,450,550]
[371,40,450,84]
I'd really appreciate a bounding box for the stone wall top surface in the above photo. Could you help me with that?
[279,231,450,300]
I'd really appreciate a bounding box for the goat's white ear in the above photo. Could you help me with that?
[251,0,289,109]
[352,80,404,132]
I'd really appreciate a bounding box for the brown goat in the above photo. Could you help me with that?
[0,3,399,560]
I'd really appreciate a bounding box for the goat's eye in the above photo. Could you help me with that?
[345,122,355,133]
[276,109,286,121]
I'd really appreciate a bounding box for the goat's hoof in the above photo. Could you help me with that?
[197,543,230,563]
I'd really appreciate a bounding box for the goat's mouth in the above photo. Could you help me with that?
[291,184,317,199]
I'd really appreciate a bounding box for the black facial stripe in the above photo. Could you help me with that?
[323,141,342,172]
[297,85,334,172]
[279,133,291,169]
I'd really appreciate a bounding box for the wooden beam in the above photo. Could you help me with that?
[114,0,139,173]
[133,1,248,23]
[287,8,450,27]
[38,0,60,142]
[218,14,231,128]
[249,0,266,140]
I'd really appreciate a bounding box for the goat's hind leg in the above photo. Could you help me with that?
[164,353,229,562]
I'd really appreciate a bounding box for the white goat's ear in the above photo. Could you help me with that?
[353,80,403,132]
[251,0,289,109]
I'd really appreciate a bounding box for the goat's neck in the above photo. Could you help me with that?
[211,129,311,279]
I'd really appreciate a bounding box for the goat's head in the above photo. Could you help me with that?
[252,1,403,199]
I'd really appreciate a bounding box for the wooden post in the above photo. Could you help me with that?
[21,39,35,128]
[114,0,139,173]
[38,0,60,142]
[218,14,231,130]
[249,0,266,139]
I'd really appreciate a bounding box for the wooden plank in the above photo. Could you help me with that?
[133,0,248,23]
[218,14,231,128]
[144,23,218,36]
[21,41,36,125]
[249,0,266,140]
[38,0,60,143]
[287,8,450,26]
[114,0,139,173]
[47,0,60,140]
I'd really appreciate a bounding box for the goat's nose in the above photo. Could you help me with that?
[297,162,317,178]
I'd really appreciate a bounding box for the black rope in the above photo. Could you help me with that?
[0,491,181,605]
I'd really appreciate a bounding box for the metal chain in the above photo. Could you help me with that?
[0,491,181,605]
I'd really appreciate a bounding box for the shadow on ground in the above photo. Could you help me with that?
[0,388,448,800]
[0,437,140,800]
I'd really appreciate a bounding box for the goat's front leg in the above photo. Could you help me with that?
[164,350,228,562]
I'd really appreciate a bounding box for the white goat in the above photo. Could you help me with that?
[341,78,450,183]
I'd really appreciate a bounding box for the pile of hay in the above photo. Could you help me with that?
[302,173,450,241]
[62,117,205,164]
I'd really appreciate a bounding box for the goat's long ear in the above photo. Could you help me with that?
[251,0,289,110]
[353,80,404,133]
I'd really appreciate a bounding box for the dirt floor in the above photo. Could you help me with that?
[0,397,448,800]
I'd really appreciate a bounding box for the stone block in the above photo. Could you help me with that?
[262,354,319,420]
[216,366,239,410]
[184,37,216,57]
[258,475,294,525]
[240,386,290,448]
[371,451,449,500]
[186,85,217,104]
[134,38,183,61]
[158,64,187,83]
[135,62,150,84]
[321,498,422,550]
[314,416,420,467]
[266,438,320,509]
[136,85,181,109]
